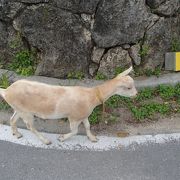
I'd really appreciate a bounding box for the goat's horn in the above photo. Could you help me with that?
[117,66,133,77]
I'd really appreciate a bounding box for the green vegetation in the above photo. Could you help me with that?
[134,66,161,77]
[94,67,127,80]
[0,101,10,110]
[114,67,124,76]
[135,88,153,101]
[171,36,180,52]
[139,44,150,58]
[144,67,161,77]
[89,84,180,124]
[131,103,170,121]
[67,71,85,80]
[0,74,10,88]
[9,32,22,49]
[8,50,36,76]
[157,84,176,100]
[95,72,107,80]
[89,106,102,124]
[0,74,11,110]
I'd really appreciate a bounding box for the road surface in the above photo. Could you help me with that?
[0,140,180,180]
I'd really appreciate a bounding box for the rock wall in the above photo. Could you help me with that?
[0,0,179,78]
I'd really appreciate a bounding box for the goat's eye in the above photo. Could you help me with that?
[127,87,131,90]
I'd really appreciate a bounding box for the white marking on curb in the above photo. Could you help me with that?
[0,125,180,151]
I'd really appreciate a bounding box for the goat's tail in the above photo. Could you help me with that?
[0,88,6,99]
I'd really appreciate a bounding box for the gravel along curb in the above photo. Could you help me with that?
[1,125,180,151]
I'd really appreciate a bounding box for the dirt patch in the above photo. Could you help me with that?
[91,108,180,137]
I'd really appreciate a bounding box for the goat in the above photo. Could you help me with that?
[0,67,137,145]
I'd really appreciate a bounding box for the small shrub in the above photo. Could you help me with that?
[131,103,170,121]
[9,32,22,49]
[105,95,122,108]
[157,85,175,100]
[144,69,154,77]
[114,67,124,76]
[175,84,180,97]
[9,50,36,76]
[153,67,161,77]
[171,37,180,52]
[89,106,102,124]
[67,71,84,80]
[95,72,107,80]
[139,44,149,58]
[134,67,161,77]
[0,101,10,110]
[135,88,153,101]
[0,74,10,88]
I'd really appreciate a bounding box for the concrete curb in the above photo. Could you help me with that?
[0,69,180,90]
[1,125,180,151]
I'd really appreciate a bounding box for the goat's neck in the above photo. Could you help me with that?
[94,79,117,105]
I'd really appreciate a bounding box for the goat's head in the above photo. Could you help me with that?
[114,66,137,97]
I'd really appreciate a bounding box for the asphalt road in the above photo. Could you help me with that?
[0,140,180,180]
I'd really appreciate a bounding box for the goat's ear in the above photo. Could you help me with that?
[116,66,133,79]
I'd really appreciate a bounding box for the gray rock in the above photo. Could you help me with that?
[97,47,132,78]
[0,1,25,22]
[91,47,105,64]
[0,21,7,49]
[52,0,99,14]
[0,0,179,78]
[146,0,166,8]
[0,21,8,64]
[147,0,180,16]
[6,26,27,65]
[13,4,92,78]
[129,44,141,66]
[81,13,92,23]
[13,0,49,3]
[0,22,27,67]
[0,69,17,83]
[122,44,131,50]
[81,13,95,30]
[89,63,98,77]
[7,26,24,50]
[142,16,180,69]
[92,0,155,48]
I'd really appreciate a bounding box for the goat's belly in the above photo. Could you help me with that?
[34,112,67,120]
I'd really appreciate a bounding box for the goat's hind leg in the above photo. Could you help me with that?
[21,113,52,145]
[10,111,22,138]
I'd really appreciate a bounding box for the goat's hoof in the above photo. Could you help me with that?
[44,139,52,145]
[58,135,65,142]
[13,132,23,139]
[89,136,99,143]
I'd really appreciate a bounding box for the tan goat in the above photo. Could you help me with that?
[0,67,137,145]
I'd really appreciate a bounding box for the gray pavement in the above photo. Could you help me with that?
[0,140,180,180]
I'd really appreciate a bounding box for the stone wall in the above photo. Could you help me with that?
[0,0,179,78]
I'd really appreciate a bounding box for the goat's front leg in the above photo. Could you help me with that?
[58,120,81,142]
[10,111,22,138]
[21,113,52,145]
[83,118,98,142]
